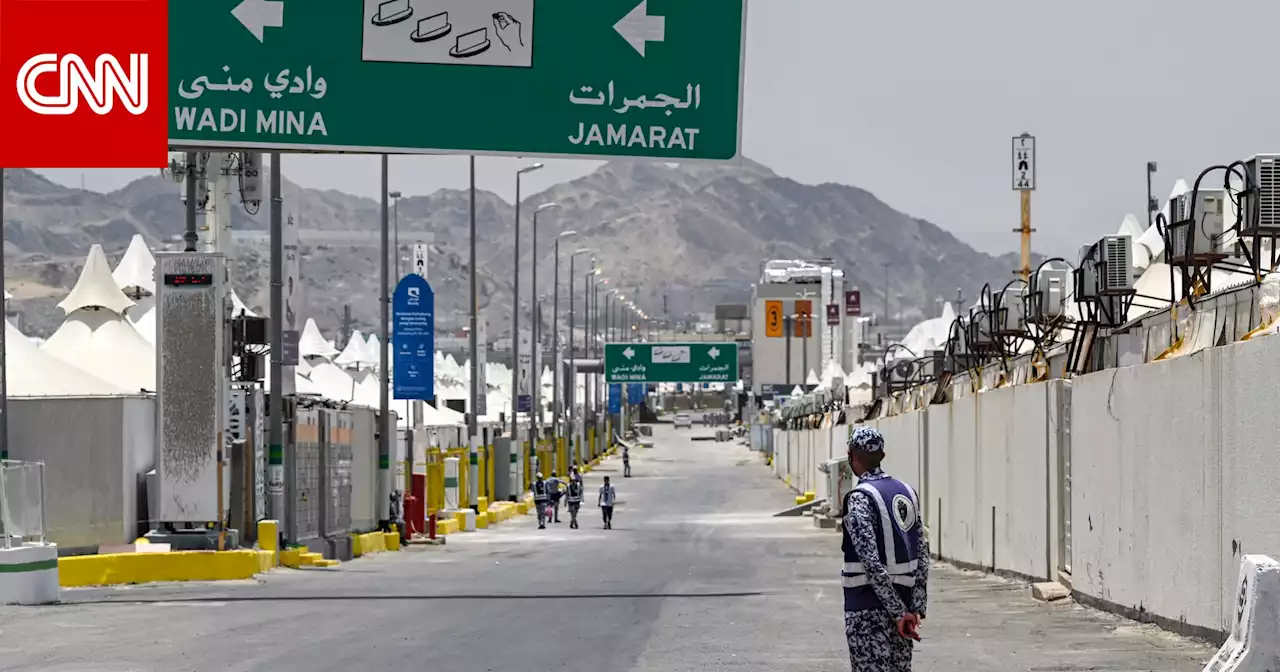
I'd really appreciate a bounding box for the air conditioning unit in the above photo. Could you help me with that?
[1241,154,1280,235]
[967,307,996,349]
[1027,265,1068,321]
[1167,189,1226,261]
[1098,235,1133,294]
[1075,243,1099,302]
[997,287,1025,333]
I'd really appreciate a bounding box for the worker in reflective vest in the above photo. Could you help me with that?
[840,426,929,672]
[532,473,550,530]
[565,477,584,529]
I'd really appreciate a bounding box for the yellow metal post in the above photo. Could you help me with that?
[1020,189,1032,280]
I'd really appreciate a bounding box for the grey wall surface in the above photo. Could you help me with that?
[8,395,154,551]
[350,407,378,532]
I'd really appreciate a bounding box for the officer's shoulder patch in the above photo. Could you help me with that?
[891,493,918,530]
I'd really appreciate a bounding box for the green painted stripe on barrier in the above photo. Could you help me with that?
[445,477,459,487]
[0,558,57,573]
[269,444,283,463]
[379,454,390,469]
[470,453,478,465]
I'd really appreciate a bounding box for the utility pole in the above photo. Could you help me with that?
[267,153,284,523]
[378,155,391,524]
[468,156,480,511]
[1147,161,1158,229]
[0,169,7,460]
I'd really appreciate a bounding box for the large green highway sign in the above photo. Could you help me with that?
[168,0,746,160]
[605,343,738,384]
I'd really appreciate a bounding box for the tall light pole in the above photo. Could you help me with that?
[511,162,542,440]
[567,248,591,466]
[552,231,578,452]
[467,155,480,510]
[389,190,402,279]
[529,202,557,449]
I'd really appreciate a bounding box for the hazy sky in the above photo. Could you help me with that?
[36,0,1280,258]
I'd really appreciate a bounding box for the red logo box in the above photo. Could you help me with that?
[0,0,168,168]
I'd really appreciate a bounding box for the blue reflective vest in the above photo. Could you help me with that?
[533,480,548,502]
[840,477,922,612]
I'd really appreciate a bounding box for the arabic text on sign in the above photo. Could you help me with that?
[177,65,328,100]
[568,81,701,116]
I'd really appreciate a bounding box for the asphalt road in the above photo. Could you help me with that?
[0,420,1215,671]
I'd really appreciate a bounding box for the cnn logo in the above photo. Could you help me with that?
[16,53,148,116]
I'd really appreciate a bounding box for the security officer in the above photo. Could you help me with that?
[840,426,929,672]
[532,472,550,529]
[546,472,564,523]
[565,475,584,528]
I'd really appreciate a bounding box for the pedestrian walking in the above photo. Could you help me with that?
[840,426,929,672]
[532,472,550,529]
[622,446,631,477]
[569,465,582,484]
[598,476,616,529]
[565,476,584,529]
[547,472,564,523]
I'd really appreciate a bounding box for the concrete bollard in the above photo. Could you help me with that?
[1203,554,1280,672]
[444,457,461,511]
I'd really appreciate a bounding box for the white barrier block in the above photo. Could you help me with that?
[1204,554,1280,672]
[460,508,477,532]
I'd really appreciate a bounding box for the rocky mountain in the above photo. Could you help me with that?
[2,159,1029,339]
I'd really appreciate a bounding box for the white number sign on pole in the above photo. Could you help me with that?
[412,242,428,280]
[1012,134,1036,191]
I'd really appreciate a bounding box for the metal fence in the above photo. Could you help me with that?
[0,459,46,548]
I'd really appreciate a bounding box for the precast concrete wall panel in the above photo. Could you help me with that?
[1217,336,1280,632]
[946,395,982,567]
[1071,354,1222,634]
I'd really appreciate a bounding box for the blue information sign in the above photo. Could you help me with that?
[627,383,644,405]
[517,396,532,413]
[392,274,435,400]
[607,383,622,414]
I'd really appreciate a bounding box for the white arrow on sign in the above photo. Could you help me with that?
[623,347,636,359]
[708,347,720,359]
[614,0,665,57]
[232,0,285,43]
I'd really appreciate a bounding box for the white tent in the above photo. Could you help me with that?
[43,245,156,392]
[6,320,127,396]
[112,234,155,295]
[299,318,340,359]
[893,302,957,360]
[229,288,257,317]
[335,329,370,367]
[133,305,156,344]
[362,333,382,367]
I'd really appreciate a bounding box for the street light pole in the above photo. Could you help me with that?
[511,163,542,441]
[567,248,590,467]
[551,232,577,456]
[467,155,479,510]
[390,190,402,279]
[529,202,556,451]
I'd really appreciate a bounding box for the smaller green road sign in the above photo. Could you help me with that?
[605,342,738,383]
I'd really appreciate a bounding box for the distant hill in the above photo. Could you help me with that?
[2,160,1031,338]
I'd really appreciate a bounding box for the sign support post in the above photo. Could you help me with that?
[1012,133,1037,280]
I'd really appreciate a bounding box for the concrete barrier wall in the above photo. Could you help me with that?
[8,396,154,551]
[1071,336,1280,638]
[777,380,1065,584]
[763,331,1280,642]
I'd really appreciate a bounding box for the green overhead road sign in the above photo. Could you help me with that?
[168,0,746,160]
[605,342,738,383]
